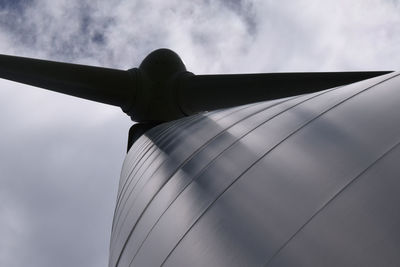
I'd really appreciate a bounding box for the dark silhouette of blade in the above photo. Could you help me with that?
[179,71,392,114]
[0,49,392,122]
[0,54,136,110]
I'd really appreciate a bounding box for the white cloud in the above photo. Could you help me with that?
[1,0,400,266]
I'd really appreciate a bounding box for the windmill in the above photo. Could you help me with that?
[1,49,399,266]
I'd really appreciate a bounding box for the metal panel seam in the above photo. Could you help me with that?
[263,138,400,266]
[113,95,299,266]
[129,87,337,266]
[158,72,400,266]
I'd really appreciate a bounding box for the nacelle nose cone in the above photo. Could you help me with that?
[139,48,187,82]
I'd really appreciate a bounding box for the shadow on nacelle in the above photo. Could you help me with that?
[111,71,400,266]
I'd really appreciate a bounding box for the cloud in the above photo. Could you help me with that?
[0,79,129,267]
[2,0,400,71]
[0,0,400,266]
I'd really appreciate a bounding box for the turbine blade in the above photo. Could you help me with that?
[0,54,135,110]
[0,50,392,122]
[179,71,392,114]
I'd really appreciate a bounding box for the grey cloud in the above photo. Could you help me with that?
[0,80,130,267]
[218,0,258,35]
[1,1,400,267]
[0,0,33,11]
[1,0,257,70]
[242,0,400,72]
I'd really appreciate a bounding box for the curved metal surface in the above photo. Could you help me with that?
[110,72,400,267]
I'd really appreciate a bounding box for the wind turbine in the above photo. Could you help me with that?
[1,48,399,267]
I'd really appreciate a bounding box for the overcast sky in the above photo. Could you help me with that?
[1,0,400,266]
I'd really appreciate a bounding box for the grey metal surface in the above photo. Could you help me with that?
[110,72,400,267]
